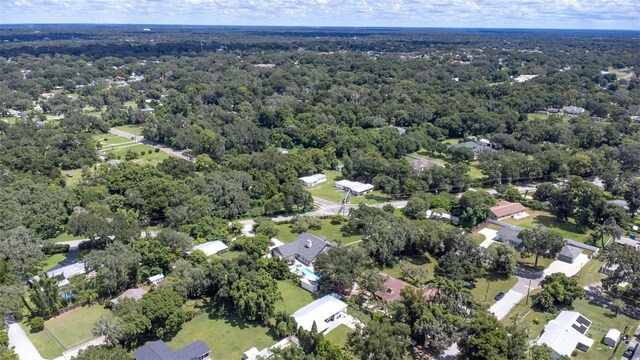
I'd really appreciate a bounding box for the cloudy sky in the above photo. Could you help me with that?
[2,0,639,30]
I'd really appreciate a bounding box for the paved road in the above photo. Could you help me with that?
[108,128,194,162]
[7,320,44,360]
[584,287,640,320]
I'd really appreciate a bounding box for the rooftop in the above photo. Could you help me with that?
[186,240,228,256]
[292,295,348,333]
[335,179,374,194]
[134,340,210,360]
[272,233,334,265]
[374,274,410,302]
[111,288,147,305]
[536,311,594,357]
[410,158,443,171]
[490,200,527,218]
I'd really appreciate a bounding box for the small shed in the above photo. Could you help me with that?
[557,245,582,264]
[603,328,621,347]
[148,274,164,285]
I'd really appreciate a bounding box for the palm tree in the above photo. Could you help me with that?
[613,298,626,317]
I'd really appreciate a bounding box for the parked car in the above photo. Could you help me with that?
[624,345,636,358]
[494,292,505,301]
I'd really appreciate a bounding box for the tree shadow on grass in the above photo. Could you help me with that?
[533,215,587,235]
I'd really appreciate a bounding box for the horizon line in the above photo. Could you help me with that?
[2,23,639,32]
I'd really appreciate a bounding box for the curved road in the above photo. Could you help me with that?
[108,128,193,162]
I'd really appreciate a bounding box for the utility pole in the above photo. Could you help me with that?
[525,278,532,305]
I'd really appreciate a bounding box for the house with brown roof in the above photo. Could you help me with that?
[489,200,527,220]
[374,273,438,303]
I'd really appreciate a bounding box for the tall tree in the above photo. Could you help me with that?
[348,319,411,360]
[518,226,564,268]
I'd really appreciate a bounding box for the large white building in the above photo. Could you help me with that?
[335,180,374,196]
[536,311,594,359]
[292,295,348,333]
[186,240,228,257]
[298,174,327,187]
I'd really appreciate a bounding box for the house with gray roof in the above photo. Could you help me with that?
[110,288,147,306]
[449,141,496,159]
[271,233,336,266]
[495,226,523,247]
[556,245,582,264]
[134,340,210,360]
[410,158,443,172]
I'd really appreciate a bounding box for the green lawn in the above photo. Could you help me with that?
[501,210,590,243]
[274,280,316,315]
[380,253,437,286]
[272,218,362,245]
[47,232,85,243]
[413,150,485,180]
[36,254,67,273]
[525,112,571,123]
[1,116,20,124]
[24,305,112,358]
[106,143,169,166]
[305,170,390,205]
[469,272,518,308]
[94,133,133,148]
[325,324,354,349]
[113,124,144,136]
[167,313,277,360]
[60,168,84,187]
[576,258,604,288]
[608,67,629,79]
[441,138,463,145]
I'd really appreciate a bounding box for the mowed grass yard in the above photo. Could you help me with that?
[413,150,485,180]
[525,112,571,123]
[380,253,437,285]
[469,272,518,308]
[272,218,362,245]
[113,124,144,136]
[94,133,169,166]
[60,168,84,187]
[325,324,354,349]
[24,305,112,358]
[507,298,636,360]
[305,170,390,205]
[274,280,317,315]
[501,210,590,243]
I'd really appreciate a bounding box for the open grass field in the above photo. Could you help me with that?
[113,124,144,136]
[469,272,518,308]
[94,133,133,148]
[24,305,112,358]
[508,298,636,360]
[325,324,354,349]
[1,116,20,124]
[167,312,277,360]
[380,253,437,286]
[608,67,630,79]
[60,168,84,187]
[36,253,67,273]
[501,210,590,243]
[413,150,485,180]
[272,218,362,245]
[48,232,85,243]
[305,170,390,205]
[576,258,604,288]
[525,112,571,123]
[274,280,317,315]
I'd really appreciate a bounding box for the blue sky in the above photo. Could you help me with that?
[1,0,639,30]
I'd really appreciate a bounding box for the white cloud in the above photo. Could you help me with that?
[0,0,638,29]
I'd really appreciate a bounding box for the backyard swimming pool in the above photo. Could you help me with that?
[299,267,320,282]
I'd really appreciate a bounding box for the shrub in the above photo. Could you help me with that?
[30,317,45,332]
[330,214,344,225]
[154,148,160,153]
[42,243,70,255]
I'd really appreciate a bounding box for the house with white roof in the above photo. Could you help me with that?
[335,180,374,196]
[242,336,300,360]
[186,240,228,257]
[298,174,327,187]
[32,262,86,288]
[148,274,164,285]
[536,311,594,359]
[292,295,348,333]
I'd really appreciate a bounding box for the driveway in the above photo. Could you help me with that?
[478,228,499,248]
[7,321,44,360]
[489,290,526,320]
[543,254,590,277]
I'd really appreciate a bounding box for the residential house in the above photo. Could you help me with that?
[614,236,639,248]
[375,274,411,302]
[32,262,86,288]
[334,164,344,171]
[536,311,594,359]
[562,106,585,115]
[186,240,228,257]
[107,159,123,166]
[298,174,327,187]
[141,108,155,114]
[335,180,374,196]
[410,158,443,172]
[271,233,336,266]
[134,340,210,360]
[495,226,523,247]
[489,200,527,220]
[148,274,165,285]
[448,141,496,160]
[110,288,147,306]
[391,125,406,135]
[276,147,289,154]
[426,209,459,223]
[243,336,300,360]
[608,199,630,213]
[556,245,582,264]
[292,295,348,333]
